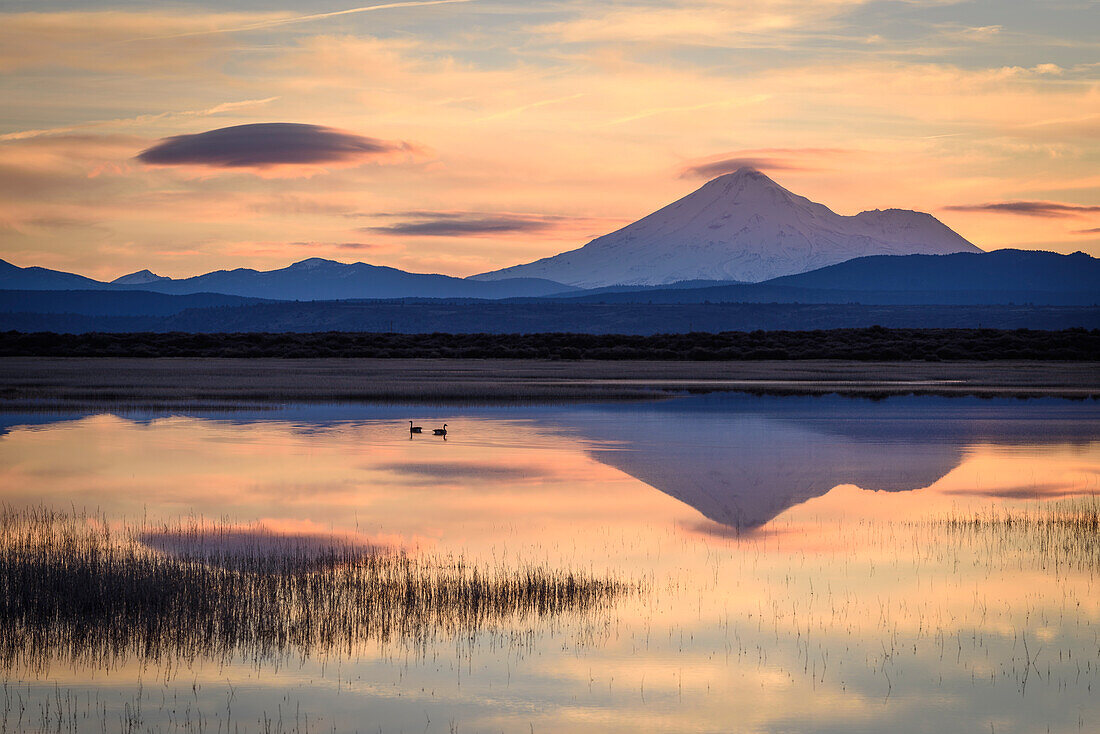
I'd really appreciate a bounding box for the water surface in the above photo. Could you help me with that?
[1,394,1097,732]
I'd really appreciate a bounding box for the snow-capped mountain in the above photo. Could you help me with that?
[472,168,981,286]
[110,269,169,285]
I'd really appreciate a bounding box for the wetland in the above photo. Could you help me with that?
[0,376,1097,732]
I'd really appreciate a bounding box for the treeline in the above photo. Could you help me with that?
[2,328,1098,361]
[5,302,1099,335]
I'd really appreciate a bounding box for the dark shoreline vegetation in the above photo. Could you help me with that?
[0,509,629,673]
[3,302,1099,334]
[3,327,1098,360]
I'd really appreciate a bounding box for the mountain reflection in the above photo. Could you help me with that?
[0,395,1096,538]
[534,395,1100,531]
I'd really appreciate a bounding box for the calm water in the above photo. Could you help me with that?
[1,394,1098,733]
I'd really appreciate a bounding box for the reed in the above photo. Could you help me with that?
[918,496,1100,571]
[0,508,629,674]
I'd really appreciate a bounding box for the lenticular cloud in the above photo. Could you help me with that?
[137,122,415,168]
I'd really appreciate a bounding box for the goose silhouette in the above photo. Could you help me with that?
[432,424,448,436]
[409,421,423,433]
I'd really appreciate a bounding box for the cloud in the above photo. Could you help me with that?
[603,95,770,126]
[957,25,1002,41]
[0,134,144,199]
[248,196,358,216]
[942,201,1100,218]
[534,1,872,46]
[140,526,382,565]
[680,156,802,178]
[1073,227,1100,235]
[291,241,379,250]
[0,97,280,142]
[23,215,101,229]
[140,0,475,40]
[678,148,850,178]
[939,483,1088,500]
[1032,63,1064,75]
[137,123,419,170]
[364,211,571,237]
[377,461,546,481]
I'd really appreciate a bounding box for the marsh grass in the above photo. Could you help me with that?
[918,496,1100,571]
[0,508,629,674]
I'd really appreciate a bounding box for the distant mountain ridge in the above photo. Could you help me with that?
[3,250,1095,327]
[472,168,981,286]
[770,249,1099,292]
[0,257,577,301]
[0,258,102,291]
[533,250,1099,307]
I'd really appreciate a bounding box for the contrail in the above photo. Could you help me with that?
[603,95,770,127]
[478,93,586,122]
[138,0,475,40]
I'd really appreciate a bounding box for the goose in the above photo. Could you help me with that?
[409,421,423,433]
[432,424,448,436]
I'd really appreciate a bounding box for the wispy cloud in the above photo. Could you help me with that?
[478,93,586,122]
[364,211,571,237]
[0,98,280,142]
[377,462,547,480]
[939,483,1077,500]
[289,241,381,251]
[943,201,1100,218]
[138,0,475,40]
[602,95,770,126]
[953,24,1002,41]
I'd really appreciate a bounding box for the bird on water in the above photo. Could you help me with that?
[409,421,422,433]
[433,424,448,435]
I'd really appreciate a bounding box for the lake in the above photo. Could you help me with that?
[1,393,1097,733]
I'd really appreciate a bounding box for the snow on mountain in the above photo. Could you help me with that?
[110,269,169,285]
[472,168,981,287]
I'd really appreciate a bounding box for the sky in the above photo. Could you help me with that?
[0,0,1097,281]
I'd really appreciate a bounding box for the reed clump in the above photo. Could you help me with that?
[0,508,628,673]
[922,496,1100,571]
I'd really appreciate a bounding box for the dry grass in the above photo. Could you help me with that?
[0,508,630,674]
[917,496,1100,571]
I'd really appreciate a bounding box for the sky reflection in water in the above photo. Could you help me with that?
[0,394,1097,733]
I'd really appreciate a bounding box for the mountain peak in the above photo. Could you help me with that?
[698,166,802,200]
[715,166,768,181]
[111,269,168,285]
[288,257,341,270]
[706,167,783,190]
[474,170,980,286]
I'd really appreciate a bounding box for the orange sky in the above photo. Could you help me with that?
[0,0,1097,280]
